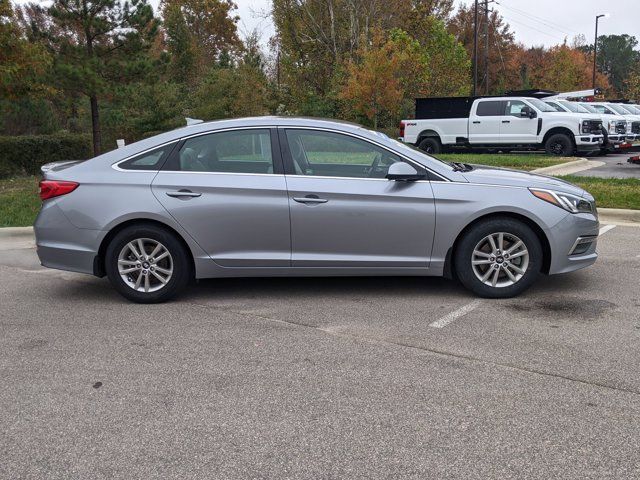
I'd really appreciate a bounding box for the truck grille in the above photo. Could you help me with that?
[632,122,640,134]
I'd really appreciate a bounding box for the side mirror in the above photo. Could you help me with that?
[521,106,536,119]
[386,162,425,181]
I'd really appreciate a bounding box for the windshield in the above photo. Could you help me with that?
[608,104,631,115]
[580,103,600,114]
[628,105,640,114]
[386,137,454,169]
[559,101,589,113]
[544,101,566,112]
[527,98,557,112]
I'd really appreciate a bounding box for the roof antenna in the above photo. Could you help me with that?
[185,117,204,126]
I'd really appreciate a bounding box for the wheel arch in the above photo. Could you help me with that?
[443,211,552,279]
[93,218,196,278]
[416,129,442,145]
[542,126,575,146]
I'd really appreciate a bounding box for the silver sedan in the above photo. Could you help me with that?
[35,117,599,302]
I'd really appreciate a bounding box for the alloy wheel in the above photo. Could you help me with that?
[471,232,529,288]
[117,238,173,293]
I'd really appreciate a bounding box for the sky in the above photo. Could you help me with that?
[15,0,640,49]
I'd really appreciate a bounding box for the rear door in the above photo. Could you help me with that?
[499,99,539,143]
[280,128,436,268]
[469,100,505,144]
[151,128,291,267]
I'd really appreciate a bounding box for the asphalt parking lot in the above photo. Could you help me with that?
[1,225,640,479]
[576,150,640,179]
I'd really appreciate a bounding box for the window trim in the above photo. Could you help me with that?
[112,127,285,175]
[162,127,283,175]
[277,126,448,182]
[111,141,179,172]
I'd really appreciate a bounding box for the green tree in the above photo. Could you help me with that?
[595,35,639,94]
[43,0,160,155]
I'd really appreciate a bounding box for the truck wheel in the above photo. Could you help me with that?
[418,137,441,154]
[545,133,574,156]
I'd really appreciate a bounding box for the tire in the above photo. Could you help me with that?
[454,217,542,298]
[418,136,441,154]
[544,133,574,156]
[105,223,191,303]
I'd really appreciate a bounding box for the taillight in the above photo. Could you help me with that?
[38,180,79,200]
[399,121,405,138]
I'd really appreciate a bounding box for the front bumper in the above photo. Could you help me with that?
[575,135,603,152]
[547,212,599,275]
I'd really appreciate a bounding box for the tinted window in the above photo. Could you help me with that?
[476,101,505,116]
[170,129,274,174]
[285,130,402,178]
[118,144,175,171]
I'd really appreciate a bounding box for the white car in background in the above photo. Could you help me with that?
[589,102,636,143]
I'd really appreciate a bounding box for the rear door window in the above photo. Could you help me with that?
[476,101,506,116]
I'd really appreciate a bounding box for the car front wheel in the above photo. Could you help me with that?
[105,224,191,303]
[454,218,542,298]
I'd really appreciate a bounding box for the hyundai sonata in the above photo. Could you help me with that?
[35,117,599,302]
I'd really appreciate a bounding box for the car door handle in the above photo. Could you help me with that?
[165,190,202,198]
[502,120,511,124]
[293,196,328,204]
[472,121,481,124]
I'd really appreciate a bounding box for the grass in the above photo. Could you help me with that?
[0,176,40,227]
[556,176,640,210]
[437,153,574,171]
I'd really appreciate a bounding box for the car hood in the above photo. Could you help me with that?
[461,165,587,197]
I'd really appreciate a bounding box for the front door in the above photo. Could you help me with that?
[280,128,436,268]
[499,99,539,143]
[152,128,291,267]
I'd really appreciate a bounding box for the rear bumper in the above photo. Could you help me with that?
[34,200,102,275]
[547,212,599,275]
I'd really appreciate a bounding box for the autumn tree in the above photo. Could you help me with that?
[340,29,427,128]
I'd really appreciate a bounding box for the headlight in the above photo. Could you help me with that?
[581,120,590,133]
[529,188,595,214]
[608,121,616,133]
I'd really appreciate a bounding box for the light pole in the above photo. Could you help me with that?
[592,13,609,89]
[472,0,479,97]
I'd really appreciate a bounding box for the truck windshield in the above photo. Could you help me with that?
[526,98,557,112]
[559,101,590,113]
[580,103,600,114]
[544,102,565,112]
[608,104,631,115]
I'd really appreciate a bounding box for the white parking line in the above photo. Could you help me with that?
[429,300,482,329]
[599,225,617,236]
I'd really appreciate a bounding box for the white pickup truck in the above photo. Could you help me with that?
[400,96,604,156]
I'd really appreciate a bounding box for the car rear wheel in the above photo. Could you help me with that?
[105,224,191,303]
[545,133,574,156]
[454,218,542,298]
[418,137,441,154]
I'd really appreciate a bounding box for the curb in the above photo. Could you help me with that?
[532,158,604,176]
[0,226,34,238]
[598,208,640,226]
